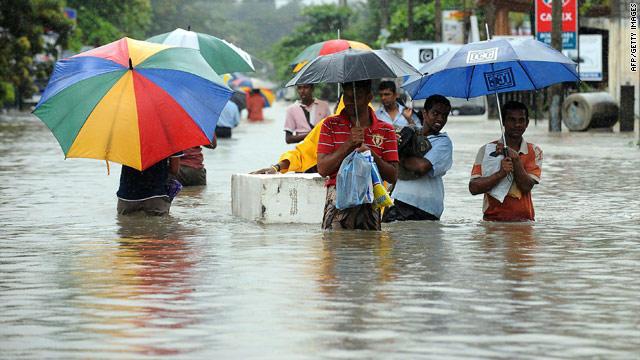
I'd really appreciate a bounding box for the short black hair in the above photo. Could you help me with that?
[501,101,529,121]
[424,94,451,111]
[378,81,396,93]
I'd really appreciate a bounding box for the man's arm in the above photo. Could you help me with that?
[250,159,290,174]
[469,158,512,195]
[402,107,417,126]
[317,127,363,177]
[285,131,308,144]
[507,148,536,193]
[402,156,432,176]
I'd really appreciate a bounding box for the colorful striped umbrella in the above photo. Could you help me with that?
[229,76,276,90]
[238,86,275,108]
[147,27,254,74]
[33,37,233,171]
[290,39,371,72]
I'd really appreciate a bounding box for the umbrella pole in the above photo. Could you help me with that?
[494,92,508,151]
[484,21,508,155]
[353,81,360,127]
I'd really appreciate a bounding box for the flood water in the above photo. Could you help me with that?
[1,102,639,359]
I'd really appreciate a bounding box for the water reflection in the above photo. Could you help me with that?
[317,231,398,297]
[477,222,537,284]
[71,216,200,356]
[3,106,640,358]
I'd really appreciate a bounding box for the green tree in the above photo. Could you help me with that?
[386,0,465,43]
[66,0,152,46]
[267,4,353,82]
[0,0,74,108]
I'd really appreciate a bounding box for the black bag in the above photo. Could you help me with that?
[396,127,432,180]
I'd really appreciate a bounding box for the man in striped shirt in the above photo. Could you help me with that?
[469,101,542,221]
[317,80,399,230]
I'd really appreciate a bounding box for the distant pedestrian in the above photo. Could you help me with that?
[469,101,542,221]
[215,100,241,138]
[283,84,331,144]
[246,89,265,122]
[174,136,216,187]
[116,153,183,216]
[375,81,420,130]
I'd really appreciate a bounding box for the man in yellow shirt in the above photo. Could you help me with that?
[251,100,351,174]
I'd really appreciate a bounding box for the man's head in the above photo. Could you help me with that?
[296,84,314,104]
[341,80,373,118]
[378,81,397,108]
[501,101,529,140]
[422,95,451,134]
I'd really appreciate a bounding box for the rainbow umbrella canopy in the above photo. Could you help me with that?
[239,86,275,107]
[146,27,255,74]
[290,39,371,72]
[33,37,232,171]
[229,75,276,107]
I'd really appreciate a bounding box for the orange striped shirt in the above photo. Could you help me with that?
[471,139,542,221]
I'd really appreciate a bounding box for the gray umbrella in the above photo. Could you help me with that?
[285,49,421,87]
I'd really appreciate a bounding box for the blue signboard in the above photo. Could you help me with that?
[536,32,576,50]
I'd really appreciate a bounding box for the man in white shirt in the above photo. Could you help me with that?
[283,84,331,144]
[375,81,420,130]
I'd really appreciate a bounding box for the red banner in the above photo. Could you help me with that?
[535,0,578,33]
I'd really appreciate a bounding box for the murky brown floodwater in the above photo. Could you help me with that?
[1,102,639,359]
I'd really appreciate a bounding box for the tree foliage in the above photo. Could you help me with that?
[267,4,355,83]
[67,0,152,46]
[0,0,74,108]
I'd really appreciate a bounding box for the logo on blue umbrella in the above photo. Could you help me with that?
[466,48,499,64]
[484,68,516,91]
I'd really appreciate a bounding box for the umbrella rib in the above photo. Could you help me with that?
[377,53,398,80]
[517,60,539,90]
[562,62,581,82]
[466,65,476,100]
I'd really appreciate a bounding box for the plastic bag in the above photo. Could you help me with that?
[335,150,373,210]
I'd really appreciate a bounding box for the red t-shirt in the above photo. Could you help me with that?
[317,108,399,186]
[246,93,265,121]
[180,146,204,169]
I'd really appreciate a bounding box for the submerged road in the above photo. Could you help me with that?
[1,102,639,358]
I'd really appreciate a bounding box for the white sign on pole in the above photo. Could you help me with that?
[563,34,603,81]
[442,10,465,44]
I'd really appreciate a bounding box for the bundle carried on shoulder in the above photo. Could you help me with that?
[396,126,431,180]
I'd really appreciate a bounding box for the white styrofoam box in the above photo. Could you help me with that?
[231,173,326,224]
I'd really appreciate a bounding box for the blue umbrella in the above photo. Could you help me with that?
[402,37,578,151]
[402,38,578,100]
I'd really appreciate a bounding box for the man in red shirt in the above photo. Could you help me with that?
[246,89,265,122]
[317,80,399,230]
[175,136,216,186]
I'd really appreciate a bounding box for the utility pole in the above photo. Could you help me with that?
[407,0,414,40]
[435,0,442,42]
[549,0,563,132]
